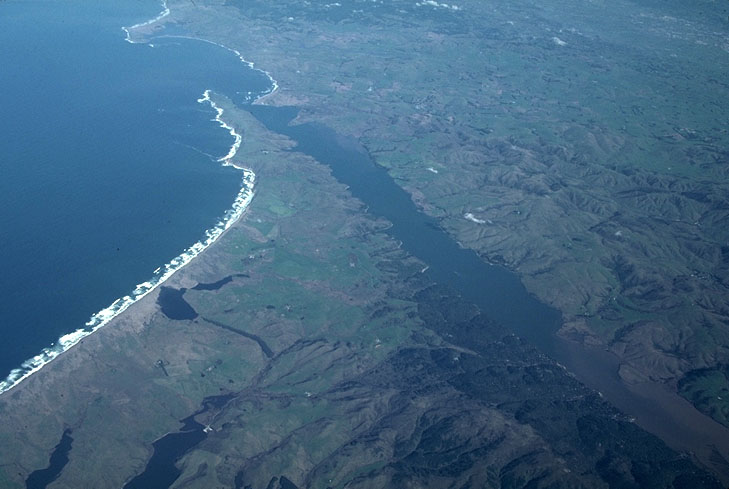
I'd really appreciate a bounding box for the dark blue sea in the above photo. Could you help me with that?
[0,0,271,384]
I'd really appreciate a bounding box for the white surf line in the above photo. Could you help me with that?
[120,0,278,100]
[0,0,281,397]
[153,34,279,101]
[121,0,170,44]
[0,94,256,396]
[198,90,243,166]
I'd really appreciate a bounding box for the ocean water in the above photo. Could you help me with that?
[0,0,271,384]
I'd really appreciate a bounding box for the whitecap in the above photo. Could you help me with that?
[0,93,257,396]
[0,0,279,398]
[121,0,170,44]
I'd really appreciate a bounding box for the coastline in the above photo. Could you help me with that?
[152,34,279,102]
[121,1,278,102]
[0,102,255,396]
[0,1,276,396]
[121,0,170,44]
[0,1,726,486]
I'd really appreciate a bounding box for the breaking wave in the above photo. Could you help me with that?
[0,0,278,395]
[121,0,170,44]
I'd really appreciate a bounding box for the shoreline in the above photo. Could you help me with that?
[0,0,277,396]
[0,100,255,396]
[121,0,170,44]
[153,34,279,102]
[120,1,278,102]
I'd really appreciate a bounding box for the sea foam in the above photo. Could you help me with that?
[121,0,170,44]
[0,94,256,395]
[0,0,276,395]
[121,0,278,101]
[155,34,279,102]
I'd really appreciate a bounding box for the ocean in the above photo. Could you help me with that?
[0,0,272,388]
